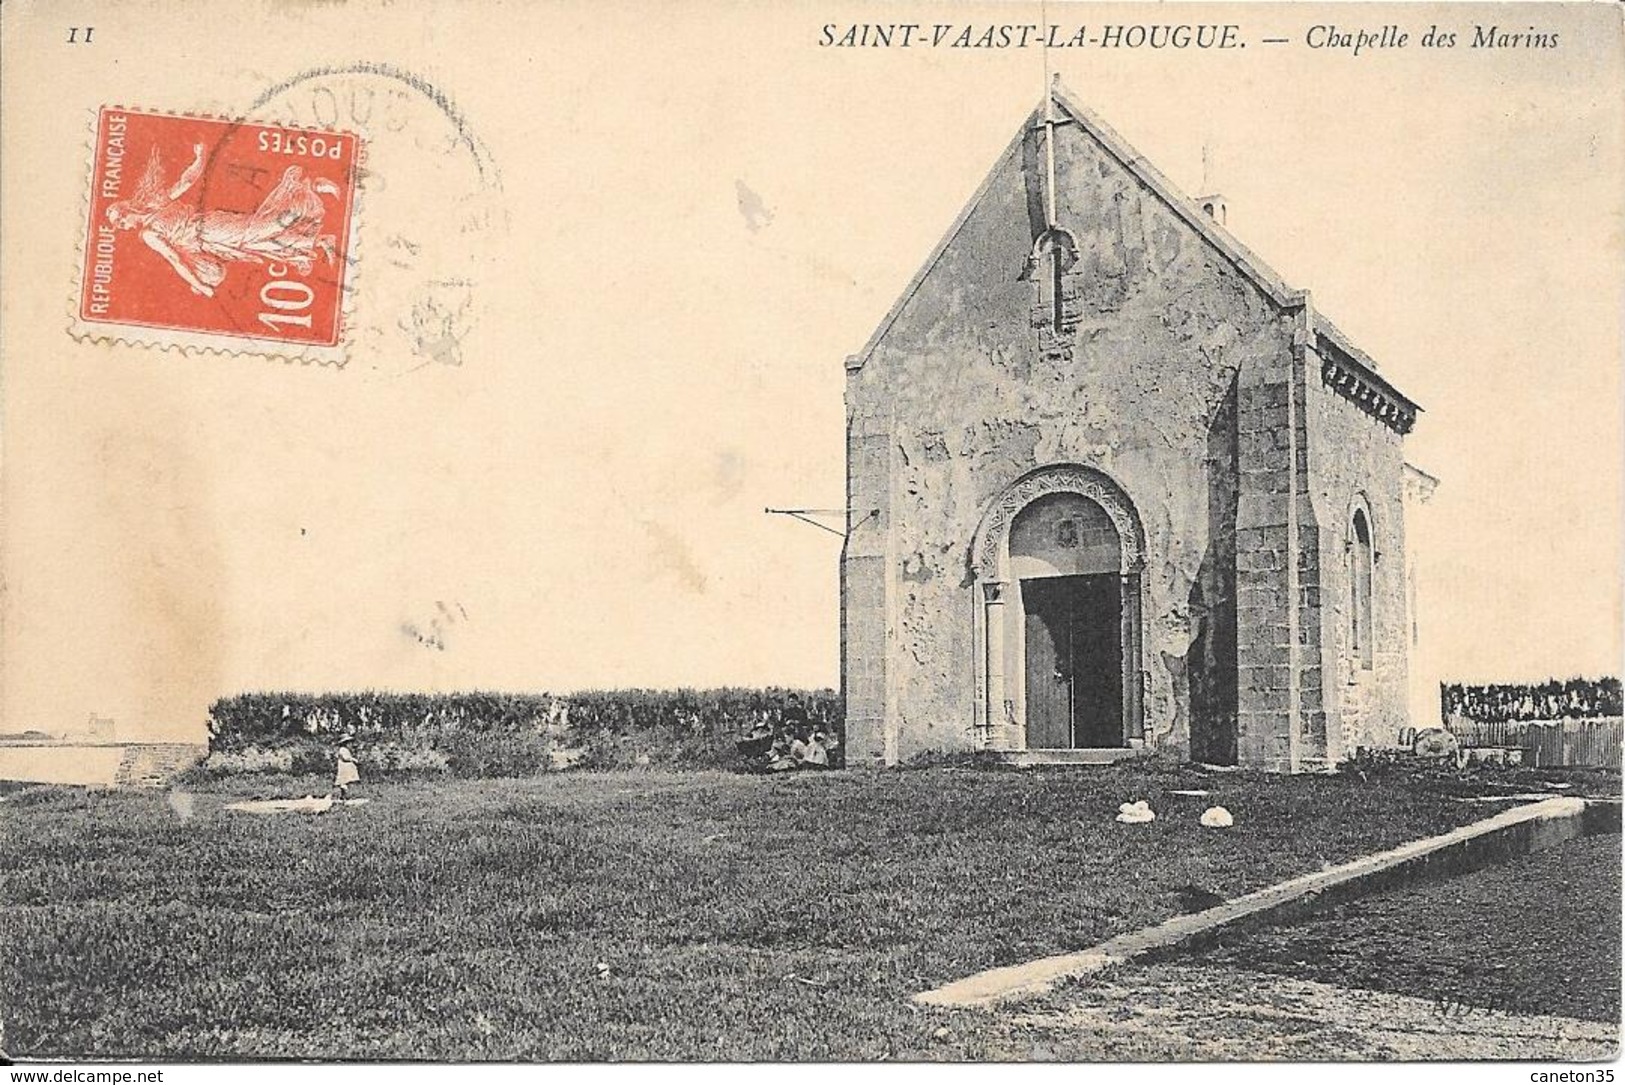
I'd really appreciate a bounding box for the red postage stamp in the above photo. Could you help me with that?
[76,108,360,362]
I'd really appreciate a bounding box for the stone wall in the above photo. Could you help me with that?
[841,97,1419,771]
[842,110,1292,765]
[1231,308,1311,772]
[1303,344,1412,758]
[0,742,205,788]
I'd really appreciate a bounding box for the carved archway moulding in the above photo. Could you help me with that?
[971,463,1146,581]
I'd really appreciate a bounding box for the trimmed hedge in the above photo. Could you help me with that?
[1442,677,1622,724]
[200,688,841,779]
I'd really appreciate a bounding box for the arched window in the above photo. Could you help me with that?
[1026,226,1079,336]
[1349,508,1374,670]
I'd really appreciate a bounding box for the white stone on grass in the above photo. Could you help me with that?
[1116,800,1155,824]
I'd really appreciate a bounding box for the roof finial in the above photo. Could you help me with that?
[1197,138,1227,225]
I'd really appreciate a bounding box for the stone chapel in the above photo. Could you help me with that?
[840,86,1427,772]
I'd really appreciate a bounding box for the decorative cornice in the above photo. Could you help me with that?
[1319,345,1420,435]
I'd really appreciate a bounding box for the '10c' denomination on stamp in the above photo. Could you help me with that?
[75,108,361,364]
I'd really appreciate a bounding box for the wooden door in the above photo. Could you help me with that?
[1072,574,1124,747]
[1023,578,1075,748]
[1022,575,1124,748]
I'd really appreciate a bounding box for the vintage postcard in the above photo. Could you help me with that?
[0,0,1620,1072]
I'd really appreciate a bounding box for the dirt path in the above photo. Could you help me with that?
[978,962,1618,1060]
[1187,832,1621,1023]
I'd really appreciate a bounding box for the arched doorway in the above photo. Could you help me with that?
[970,465,1146,751]
[1012,494,1125,748]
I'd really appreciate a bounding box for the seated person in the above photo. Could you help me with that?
[768,735,799,773]
[799,731,831,768]
[779,694,810,739]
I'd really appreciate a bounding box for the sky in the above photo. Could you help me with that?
[2,0,1621,741]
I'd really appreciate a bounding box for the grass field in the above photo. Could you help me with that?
[0,765,1523,1060]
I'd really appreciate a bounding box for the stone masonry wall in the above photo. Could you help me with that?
[1303,347,1411,758]
[1232,316,1309,773]
[842,113,1294,765]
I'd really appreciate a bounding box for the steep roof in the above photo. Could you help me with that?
[847,84,1421,422]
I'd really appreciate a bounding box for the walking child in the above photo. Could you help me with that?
[333,731,361,800]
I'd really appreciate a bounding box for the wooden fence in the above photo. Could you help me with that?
[1447,716,1623,769]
